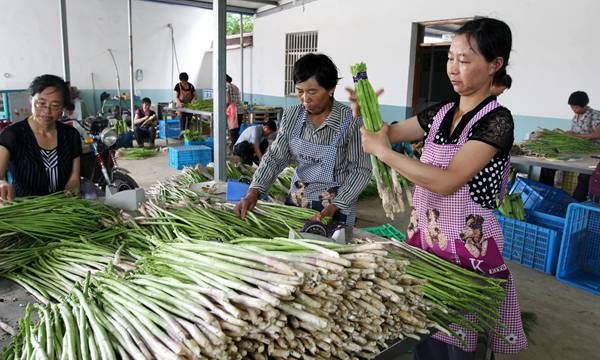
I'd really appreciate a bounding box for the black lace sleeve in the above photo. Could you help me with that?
[469,107,514,154]
[417,102,447,139]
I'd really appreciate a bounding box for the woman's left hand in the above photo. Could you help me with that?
[311,203,338,222]
[360,124,390,157]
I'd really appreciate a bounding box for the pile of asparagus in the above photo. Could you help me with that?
[2,239,436,360]
[521,128,600,158]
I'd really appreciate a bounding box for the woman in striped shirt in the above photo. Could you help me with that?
[234,53,372,240]
[0,75,82,201]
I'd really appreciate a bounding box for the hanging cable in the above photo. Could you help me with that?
[107,48,123,118]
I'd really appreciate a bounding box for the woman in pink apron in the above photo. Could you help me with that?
[235,53,372,242]
[174,72,196,131]
[353,18,527,358]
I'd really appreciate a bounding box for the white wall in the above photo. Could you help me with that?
[0,0,214,94]
[251,0,600,121]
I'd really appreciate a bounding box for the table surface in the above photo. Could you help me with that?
[511,155,599,175]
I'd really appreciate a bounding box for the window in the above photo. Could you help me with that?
[284,31,318,96]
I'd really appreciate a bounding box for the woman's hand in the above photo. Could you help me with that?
[234,188,259,219]
[0,180,15,202]
[345,87,384,118]
[360,124,390,157]
[311,203,338,222]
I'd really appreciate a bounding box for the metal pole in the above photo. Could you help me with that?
[59,0,70,81]
[239,14,244,103]
[213,0,227,181]
[127,0,136,131]
[91,73,98,115]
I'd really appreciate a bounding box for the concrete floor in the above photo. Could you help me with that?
[1,143,599,358]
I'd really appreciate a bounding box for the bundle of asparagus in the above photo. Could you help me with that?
[351,63,408,219]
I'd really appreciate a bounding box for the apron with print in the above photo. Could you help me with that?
[287,107,356,226]
[406,101,527,353]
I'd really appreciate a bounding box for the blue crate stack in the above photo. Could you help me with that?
[556,202,600,295]
[168,145,213,170]
[159,119,181,139]
[495,211,561,274]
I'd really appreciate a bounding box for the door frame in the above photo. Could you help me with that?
[407,17,474,116]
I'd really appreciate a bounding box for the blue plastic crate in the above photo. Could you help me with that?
[495,212,560,274]
[159,119,181,139]
[200,137,214,148]
[226,181,268,202]
[510,177,576,217]
[201,88,213,100]
[556,202,600,295]
[526,210,565,274]
[168,145,213,170]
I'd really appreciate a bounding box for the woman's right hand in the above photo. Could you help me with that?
[0,180,15,202]
[234,188,260,219]
[345,87,384,118]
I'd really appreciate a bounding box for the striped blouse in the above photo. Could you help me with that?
[40,148,59,192]
[251,100,372,212]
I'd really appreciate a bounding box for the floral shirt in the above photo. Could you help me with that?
[571,106,600,143]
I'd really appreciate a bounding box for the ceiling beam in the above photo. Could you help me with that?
[243,0,278,5]
[141,0,257,15]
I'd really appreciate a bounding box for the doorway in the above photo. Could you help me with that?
[411,19,472,115]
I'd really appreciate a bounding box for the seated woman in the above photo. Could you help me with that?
[0,74,82,201]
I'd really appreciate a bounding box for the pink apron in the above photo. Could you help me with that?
[226,103,239,130]
[406,101,527,353]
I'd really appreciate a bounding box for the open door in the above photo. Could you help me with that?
[411,19,473,115]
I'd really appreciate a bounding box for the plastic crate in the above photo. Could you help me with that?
[201,88,213,100]
[363,224,406,242]
[560,171,578,196]
[159,119,181,139]
[200,137,214,148]
[510,177,576,217]
[495,212,560,274]
[556,202,600,295]
[226,181,268,202]
[168,145,212,170]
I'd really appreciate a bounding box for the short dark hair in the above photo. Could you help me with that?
[29,74,72,108]
[142,97,152,105]
[226,74,232,83]
[494,74,512,89]
[293,53,339,90]
[456,18,512,87]
[568,91,589,107]
[263,120,277,132]
[179,72,189,81]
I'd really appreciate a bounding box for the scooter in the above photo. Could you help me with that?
[76,117,138,196]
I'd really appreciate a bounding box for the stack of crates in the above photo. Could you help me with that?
[556,202,600,295]
[168,145,212,170]
[159,119,181,139]
[496,177,576,274]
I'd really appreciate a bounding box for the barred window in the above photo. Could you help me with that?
[284,31,318,96]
